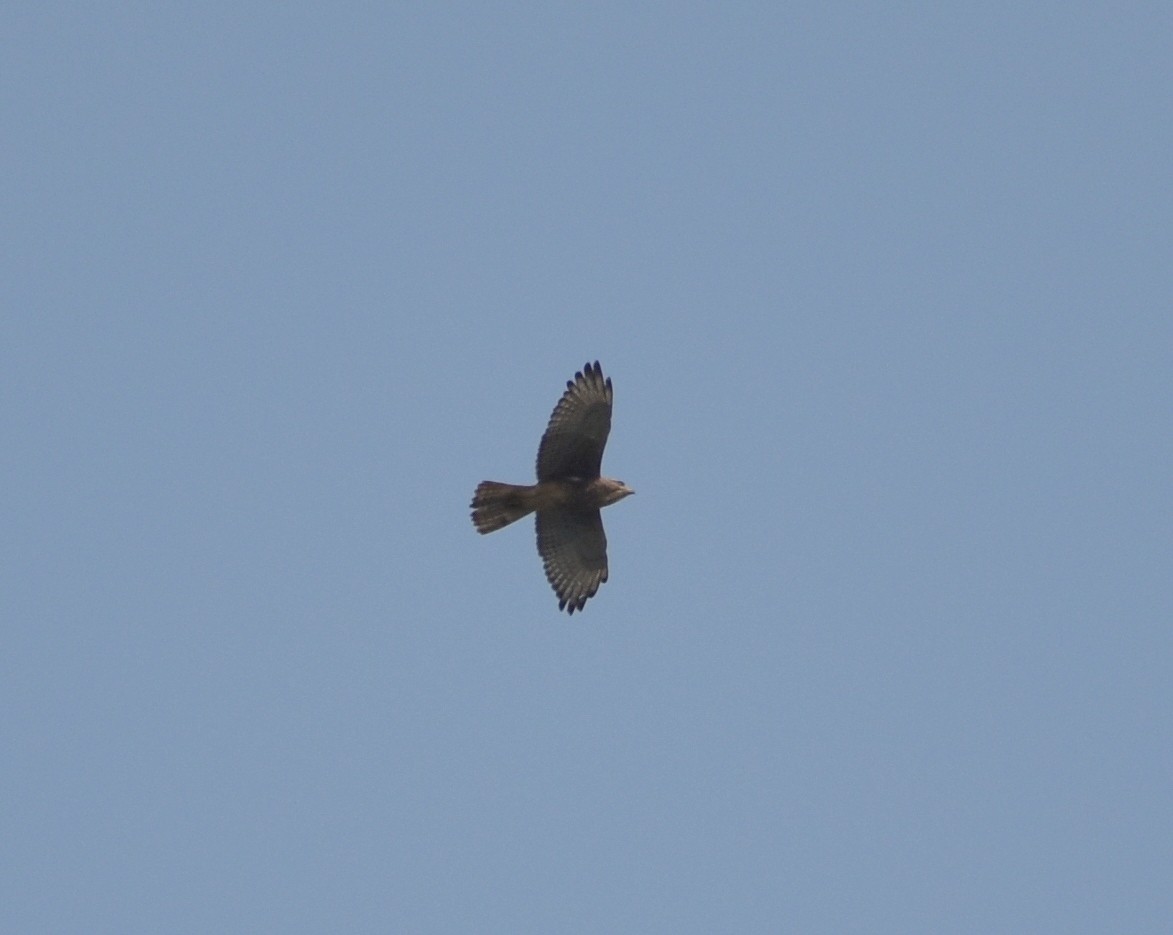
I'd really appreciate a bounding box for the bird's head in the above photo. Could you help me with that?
[600,478,635,505]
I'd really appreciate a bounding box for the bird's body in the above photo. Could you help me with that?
[471,477,631,535]
[471,362,633,614]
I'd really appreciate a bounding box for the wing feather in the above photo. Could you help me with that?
[535,361,613,481]
[535,507,609,614]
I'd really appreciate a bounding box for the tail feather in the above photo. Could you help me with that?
[471,481,537,534]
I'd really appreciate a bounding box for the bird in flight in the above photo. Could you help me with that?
[471,361,634,614]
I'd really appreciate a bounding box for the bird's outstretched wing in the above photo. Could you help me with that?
[536,507,609,614]
[535,361,612,481]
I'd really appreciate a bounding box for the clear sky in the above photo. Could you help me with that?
[4,4,1170,932]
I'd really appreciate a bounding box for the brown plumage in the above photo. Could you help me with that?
[471,361,634,614]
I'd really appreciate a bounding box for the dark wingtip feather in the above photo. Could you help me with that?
[573,361,608,397]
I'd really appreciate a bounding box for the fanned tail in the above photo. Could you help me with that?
[471,482,537,534]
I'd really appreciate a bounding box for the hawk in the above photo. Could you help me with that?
[471,361,634,614]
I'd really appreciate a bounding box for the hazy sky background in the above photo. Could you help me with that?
[4,4,1171,932]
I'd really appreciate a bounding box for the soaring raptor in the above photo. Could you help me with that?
[471,361,633,614]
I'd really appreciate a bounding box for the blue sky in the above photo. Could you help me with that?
[4,4,1171,932]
